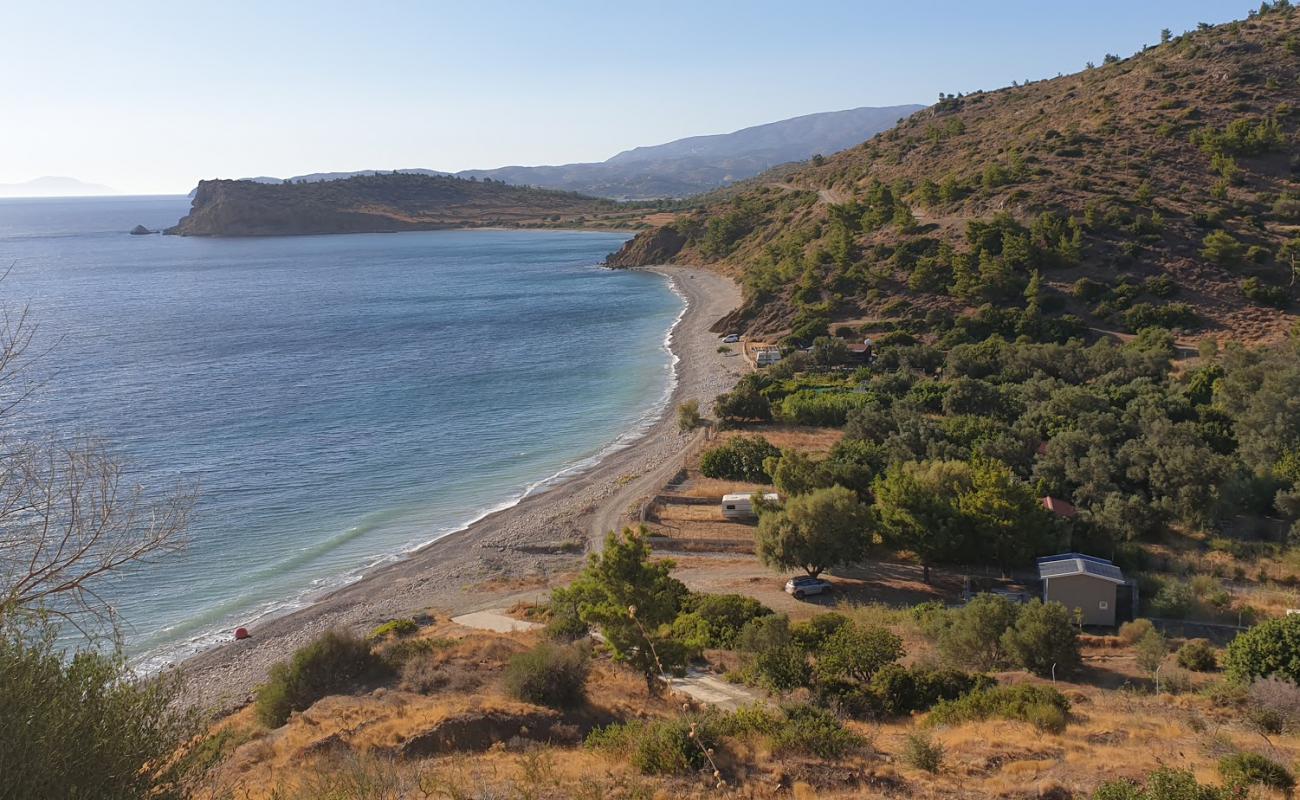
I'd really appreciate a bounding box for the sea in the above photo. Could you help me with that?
[0,195,682,665]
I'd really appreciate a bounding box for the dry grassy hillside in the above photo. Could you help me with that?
[610,5,1300,344]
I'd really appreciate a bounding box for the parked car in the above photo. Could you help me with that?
[785,575,833,599]
[721,333,741,343]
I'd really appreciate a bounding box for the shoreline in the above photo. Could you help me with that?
[177,265,743,714]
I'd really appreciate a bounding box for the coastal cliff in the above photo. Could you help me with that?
[167,173,630,237]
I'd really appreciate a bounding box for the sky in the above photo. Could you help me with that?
[0,0,1256,194]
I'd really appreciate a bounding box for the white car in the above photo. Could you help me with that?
[722,334,741,343]
[785,575,833,599]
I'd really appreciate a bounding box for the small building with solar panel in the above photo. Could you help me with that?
[1036,553,1127,627]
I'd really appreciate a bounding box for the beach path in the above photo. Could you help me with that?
[665,669,766,711]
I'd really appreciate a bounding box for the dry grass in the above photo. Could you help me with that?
[716,425,845,455]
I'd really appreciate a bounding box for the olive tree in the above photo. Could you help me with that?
[755,486,872,577]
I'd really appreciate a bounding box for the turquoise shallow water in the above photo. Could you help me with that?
[0,196,681,662]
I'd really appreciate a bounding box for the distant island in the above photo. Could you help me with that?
[166,173,653,237]
[0,176,116,198]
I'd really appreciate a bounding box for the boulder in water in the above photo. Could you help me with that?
[129,224,153,235]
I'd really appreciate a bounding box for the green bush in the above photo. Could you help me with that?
[1176,639,1218,672]
[586,710,765,775]
[367,618,418,640]
[714,378,773,424]
[1218,752,1295,793]
[1225,614,1300,684]
[254,629,386,727]
[813,622,903,685]
[699,435,780,482]
[902,731,944,773]
[677,399,703,432]
[678,593,773,649]
[0,621,195,800]
[1000,600,1081,677]
[1151,579,1196,618]
[1136,629,1169,675]
[771,704,865,758]
[1122,302,1198,331]
[791,612,852,651]
[734,614,811,690]
[930,594,1020,670]
[867,664,991,717]
[1241,277,1291,308]
[1093,767,1229,800]
[776,390,874,427]
[586,717,707,775]
[928,683,1071,733]
[503,642,591,709]
[1118,619,1155,645]
[1201,230,1243,265]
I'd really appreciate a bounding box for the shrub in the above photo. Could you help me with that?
[902,731,945,773]
[1151,579,1196,618]
[699,435,780,482]
[769,704,865,758]
[503,642,591,709]
[1241,277,1291,308]
[1094,768,1229,800]
[679,593,773,649]
[928,684,1071,733]
[1246,676,1300,734]
[1122,303,1199,331]
[543,587,590,641]
[1176,639,1218,672]
[254,630,386,727]
[1136,629,1169,675]
[866,664,989,717]
[368,618,417,640]
[1225,614,1300,684]
[791,612,853,651]
[737,614,811,690]
[813,622,903,685]
[0,621,195,800]
[1001,600,1081,676]
[677,399,703,432]
[379,636,450,670]
[1118,619,1156,645]
[714,380,772,424]
[1219,752,1295,793]
[1201,230,1243,265]
[776,390,874,426]
[586,717,710,775]
[932,594,1020,670]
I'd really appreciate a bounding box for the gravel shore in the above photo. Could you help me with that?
[177,265,742,714]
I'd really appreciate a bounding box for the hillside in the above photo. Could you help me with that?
[458,104,923,199]
[166,173,638,236]
[609,7,1300,344]
[203,105,922,202]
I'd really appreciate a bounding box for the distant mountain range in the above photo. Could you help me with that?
[0,176,116,198]
[220,105,924,200]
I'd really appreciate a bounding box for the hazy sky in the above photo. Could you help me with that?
[2,0,1252,194]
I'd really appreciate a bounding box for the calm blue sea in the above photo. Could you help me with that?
[0,196,680,663]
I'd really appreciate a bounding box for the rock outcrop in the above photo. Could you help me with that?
[604,225,686,267]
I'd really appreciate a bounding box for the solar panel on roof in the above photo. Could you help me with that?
[1036,557,1125,583]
